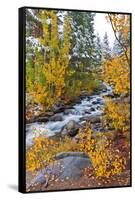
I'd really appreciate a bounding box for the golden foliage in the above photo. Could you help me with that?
[106,14,130,43]
[26,11,71,110]
[104,14,130,95]
[104,53,130,95]
[103,13,130,141]
[26,131,55,172]
[40,11,71,100]
[26,127,79,172]
[78,125,126,178]
[105,98,130,133]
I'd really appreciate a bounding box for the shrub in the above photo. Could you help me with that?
[104,98,130,133]
[78,125,126,178]
[26,127,79,172]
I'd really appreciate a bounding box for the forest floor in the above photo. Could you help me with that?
[27,166,130,192]
[27,135,131,192]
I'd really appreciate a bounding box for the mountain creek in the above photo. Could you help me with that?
[26,82,131,191]
[26,82,114,148]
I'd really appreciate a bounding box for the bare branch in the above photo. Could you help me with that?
[108,14,130,67]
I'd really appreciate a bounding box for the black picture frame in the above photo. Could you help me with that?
[19,6,132,193]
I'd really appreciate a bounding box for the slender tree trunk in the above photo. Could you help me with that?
[108,14,130,67]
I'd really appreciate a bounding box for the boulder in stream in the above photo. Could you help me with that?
[43,111,54,117]
[90,107,96,112]
[80,114,101,124]
[35,116,49,123]
[52,103,65,113]
[64,109,74,115]
[61,120,81,137]
[50,114,63,122]
[92,101,98,105]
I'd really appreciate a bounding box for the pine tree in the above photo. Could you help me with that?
[113,35,122,56]
[26,9,42,92]
[26,9,101,109]
[95,33,103,67]
[69,11,96,72]
[103,32,111,60]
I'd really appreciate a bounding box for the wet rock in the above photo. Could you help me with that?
[61,120,81,137]
[80,114,101,124]
[74,97,82,104]
[52,103,65,113]
[90,115,101,123]
[96,98,102,102]
[92,123,102,132]
[52,106,65,113]
[99,101,104,105]
[80,91,89,99]
[96,106,100,110]
[105,93,114,98]
[103,89,107,92]
[27,116,49,123]
[100,82,107,90]
[64,105,73,110]
[64,109,74,115]
[29,111,54,123]
[85,110,92,114]
[85,107,95,114]
[35,116,49,123]
[44,111,54,117]
[88,96,94,100]
[92,101,98,105]
[90,107,95,112]
[50,114,63,122]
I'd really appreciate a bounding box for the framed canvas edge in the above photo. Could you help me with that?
[18,6,132,193]
[19,7,26,193]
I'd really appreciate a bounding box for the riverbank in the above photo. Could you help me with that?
[26,133,130,192]
[25,81,130,192]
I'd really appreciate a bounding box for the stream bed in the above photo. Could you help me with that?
[26,83,113,149]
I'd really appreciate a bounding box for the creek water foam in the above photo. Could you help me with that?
[26,83,113,148]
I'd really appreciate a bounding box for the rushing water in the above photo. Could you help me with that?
[26,83,113,148]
